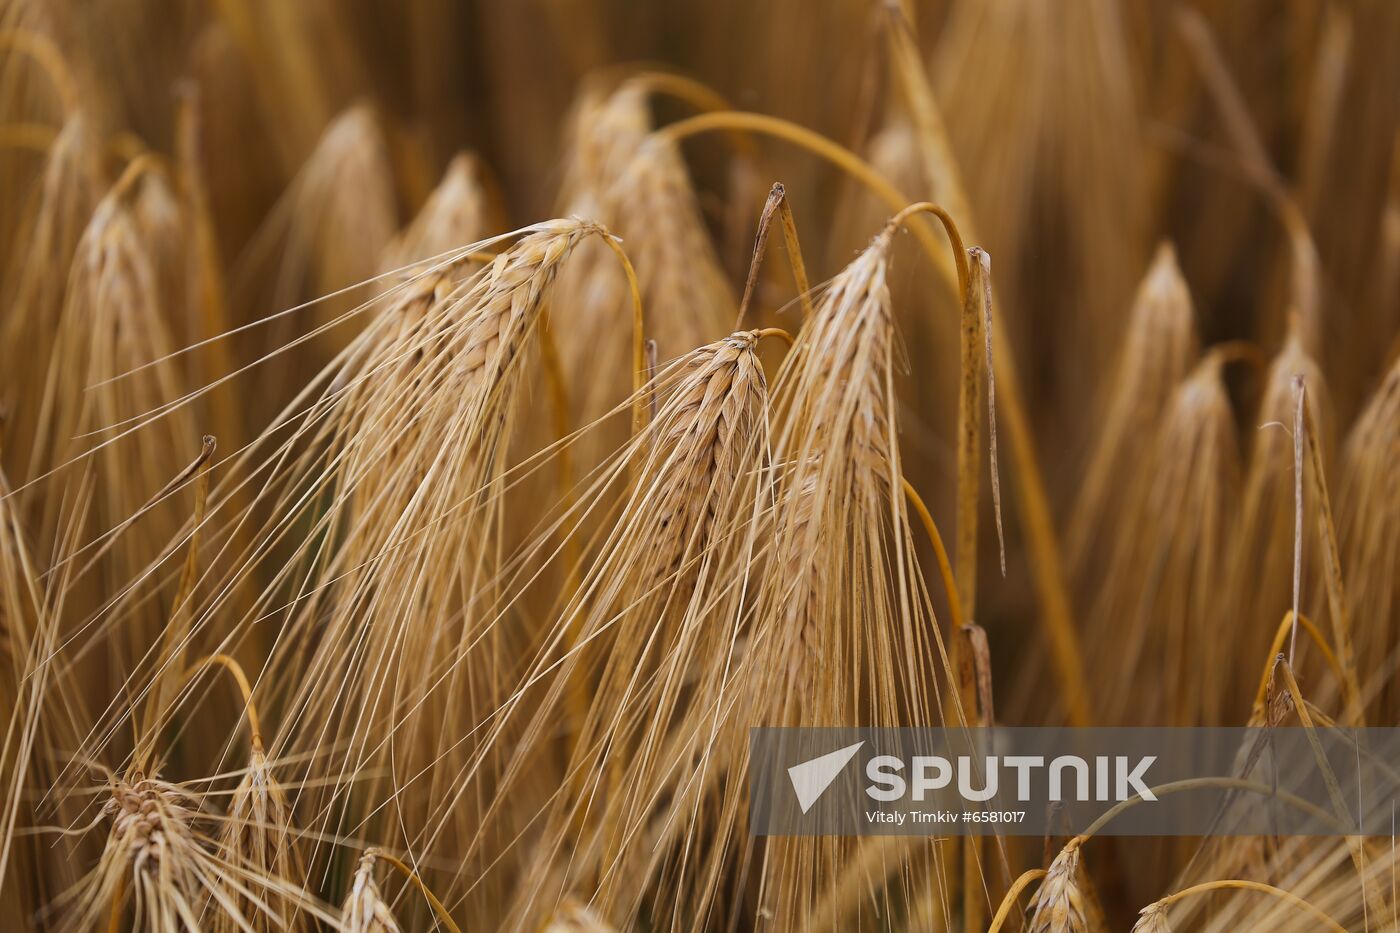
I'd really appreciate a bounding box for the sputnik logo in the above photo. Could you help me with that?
[787,742,864,813]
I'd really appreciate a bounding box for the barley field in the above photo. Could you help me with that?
[1,1,1398,930]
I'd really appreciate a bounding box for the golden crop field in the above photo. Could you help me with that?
[1,1,1398,930]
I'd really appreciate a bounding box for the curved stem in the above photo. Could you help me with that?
[1252,611,1344,716]
[0,30,78,115]
[185,653,263,752]
[369,849,462,933]
[657,110,1089,725]
[901,477,965,636]
[986,869,1046,933]
[904,468,983,933]
[628,70,734,119]
[593,233,647,436]
[1204,339,1267,374]
[659,110,937,235]
[109,150,176,203]
[1146,880,1345,933]
[1051,772,1390,917]
[659,115,964,300]
[887,202,969,298]
[627,71,763,174]
[753,326,795,347]
[885,11,1084,726]
[1074,776,1340,844]
[105,131,152,169]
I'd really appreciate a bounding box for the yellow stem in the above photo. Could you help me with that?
[0,121,57,152]
[1148,880,1345,933]
[106,873,125,933]
[1060,766,1387,918]
[594,233,647,436]
[0,30,78,115]
[175,87,237,429]
[887,202,970,298]
[644,338,659,422]
[656,110,1089,726]
[109,150,176,205]
[986,869,1046,933]
[955,247,985,620]
[628,70,734,119]
[1204,339,1267,374]
[891,202,984,799]
[777,197,814,320]
[1298,383,1364,726]
[657,112,920,242]
[1275,660,1383,917]
[904,458,983,933]
[369,849,462,933]
[883,15,1089,728]
[912,231,993,926]
[901,477,965,637]
[625,70,760,168]
[552,231,641,848]
[184,653,263,752]
[1251,611,1343,716]
[104,131,153,172]
[175,89,259,664]
[138,436,216,764]
[753,326,795,347]
[1074,776,1339,844]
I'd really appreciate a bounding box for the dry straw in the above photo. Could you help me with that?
[1026,840,1107,933]
[1226,322,1333,710]
[1085,348,1241,724]
[1340,353,1400,712]
[340,852,402,933]
[551,78,736,434]
[505,328,772,928]
[268,218,618,871]
[1065,243,1198,581]
[754,216,963,927]
[4,4,1400,931]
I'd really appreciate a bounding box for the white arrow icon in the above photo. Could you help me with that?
[787,741,865,813]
